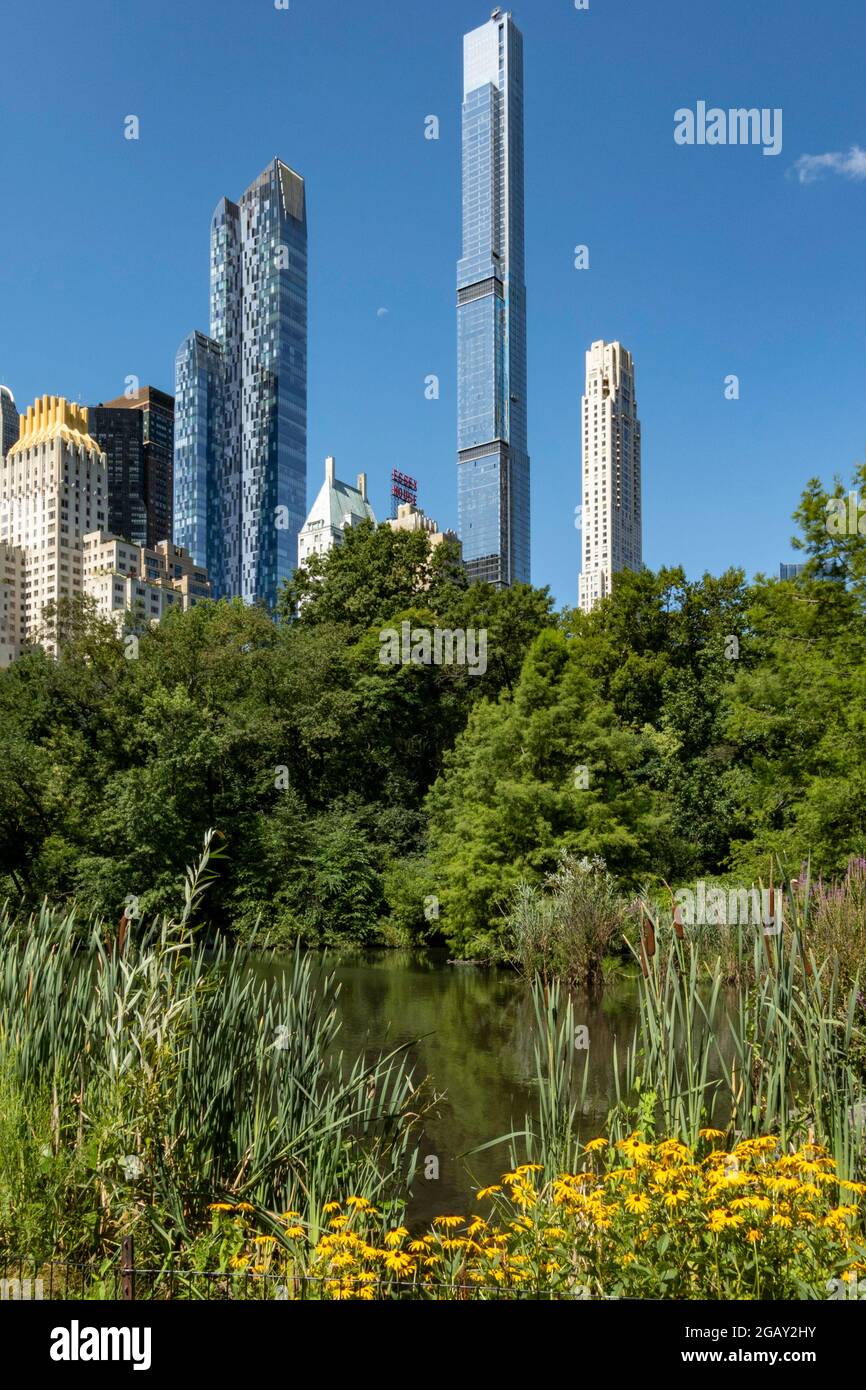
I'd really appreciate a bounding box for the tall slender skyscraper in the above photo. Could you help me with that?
[175,158,308,606]
[578,341,642,612]
[457,10,530,588]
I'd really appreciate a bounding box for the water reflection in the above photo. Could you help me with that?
[253,949,640,1223]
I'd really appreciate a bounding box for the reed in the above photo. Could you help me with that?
[0,834,425,1262]
[618,877,866,1177]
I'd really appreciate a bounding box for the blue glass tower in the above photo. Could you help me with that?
[175,159,307,607]
[457,11,529,588]
[174,331,225,590]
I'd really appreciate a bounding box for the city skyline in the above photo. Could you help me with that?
[0,0,863,608]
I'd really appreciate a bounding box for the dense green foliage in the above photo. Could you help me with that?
[1,473,864,953]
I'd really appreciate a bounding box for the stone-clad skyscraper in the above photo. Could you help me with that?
[578,341,642,612]
[457,10,530,588]
[174,159,308,606]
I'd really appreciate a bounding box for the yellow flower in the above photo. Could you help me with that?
[477,1185,502,1200]
[433,1215,464,1229]
[384,1227,409,1248]
[235,1203,254,1213]
[618,1134,652,1161]
[663,1189,689,1209]
[208,1203,234,1212]
[698,1128,725,1141]
[584,1138,608,1153]
[345,1196,372,1211]
[322,1201,341,1215]
[253,1235,276,1245]
[283,1225,305,1240]
[624,1193,651,1215]
[746,1228,762,1243]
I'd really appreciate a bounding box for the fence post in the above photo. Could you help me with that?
[121,1235,135,1301]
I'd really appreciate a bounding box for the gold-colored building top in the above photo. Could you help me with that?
[8,395,102,456]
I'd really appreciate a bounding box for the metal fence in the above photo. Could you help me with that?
[0,1242,584,1302]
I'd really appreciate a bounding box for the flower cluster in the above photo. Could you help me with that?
[203,1133,866,1300]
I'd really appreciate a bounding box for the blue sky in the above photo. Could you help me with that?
[0,0,863,607]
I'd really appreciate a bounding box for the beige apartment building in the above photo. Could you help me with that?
[82,533,212,629]
[578,341,643,613]
[0,395,212,667]
[0,395,108,653]
[0,542,26,665]
[387,503,461,555]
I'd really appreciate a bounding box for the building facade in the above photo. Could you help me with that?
[0,386,19,462]
[578,341,642,613]
[457,10,530,589]
[82,532,212,629]
[175,158,308,608]
[297,456,376,568]
[89,388,174,550]
[174,331,225,592]
[0,542,25,666]
[387,502,461,556]
[0,396,108,651]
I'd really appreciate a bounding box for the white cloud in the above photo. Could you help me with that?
[792,144,866,184]
[376,307,389,318]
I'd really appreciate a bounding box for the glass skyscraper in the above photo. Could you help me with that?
[174,331,225,591]
[90,387,175,548]
[0,386,19,462]
[174,158,308,607]
[457,11,530,588]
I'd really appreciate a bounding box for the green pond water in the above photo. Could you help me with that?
[256,949,640,1223]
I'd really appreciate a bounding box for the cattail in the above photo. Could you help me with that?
[673,904,685,941]
[763,872,776,967]
[642,916,656,959]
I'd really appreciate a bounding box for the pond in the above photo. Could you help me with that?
[256,949,640,1223]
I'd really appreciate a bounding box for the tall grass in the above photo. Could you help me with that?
[617,873,866,1178]
[0,834,425,1262]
